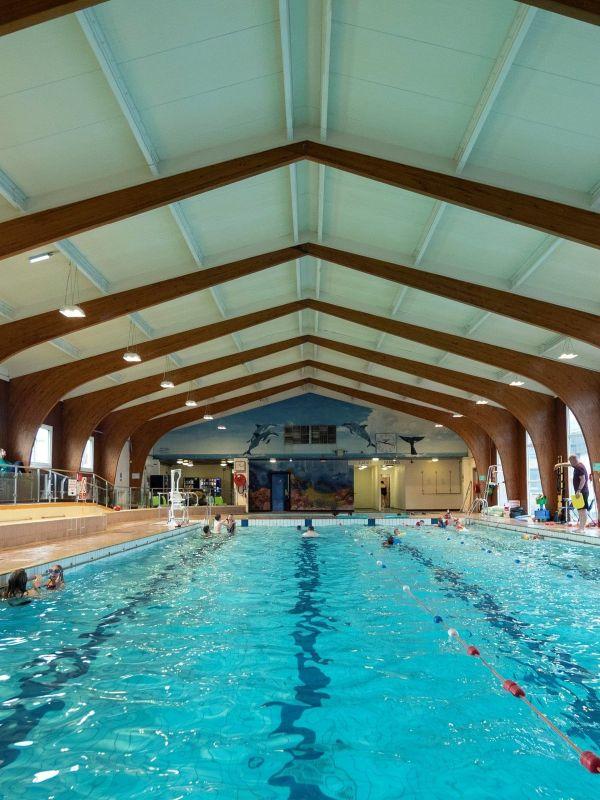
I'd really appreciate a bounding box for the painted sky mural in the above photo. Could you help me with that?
[153,393,467,459]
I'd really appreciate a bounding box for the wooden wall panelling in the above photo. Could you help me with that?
[7,301,303,464]
[58,336,306,472]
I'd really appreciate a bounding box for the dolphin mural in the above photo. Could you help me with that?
[341,422,376,450]
[243,424,279,455]
[399,435,425,455]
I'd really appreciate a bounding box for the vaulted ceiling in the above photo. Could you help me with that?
[1,0,599,451]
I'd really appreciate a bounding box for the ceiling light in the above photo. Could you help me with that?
[358,464,367,470]
[123,350,142,363]
[29,252,53,263]
[227,459,234,464]
[185,399,198,407]
[269,458,277,463]
[434,424,443,428]
[558,351,577,360]
[452,413,463,418]
[371,457,379,462]
[217,424,226,430]
[431,458,439,462]
[509,380,524,387]
[59,304,86,318]
[160,379,175,389]
[176,459,183,464]
[475,400,488,405]
[289,458,293,462]
[203,413,214,420]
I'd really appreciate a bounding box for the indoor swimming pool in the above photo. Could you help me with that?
[0,524,598,798]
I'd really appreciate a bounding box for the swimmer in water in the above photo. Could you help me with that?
[202,525,211,535]
[382,534,394,547]
[45,564,64,591]
[302,525,318,538]
[213,513,224,534]
[225,514,236,534]
[437,518,447,529]
[1,569,41,605]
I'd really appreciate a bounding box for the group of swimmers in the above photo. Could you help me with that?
[202,513,236,536]
[1,564,64,605]
[437,512,465,531]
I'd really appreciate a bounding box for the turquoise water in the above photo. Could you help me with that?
[0,523,599,798]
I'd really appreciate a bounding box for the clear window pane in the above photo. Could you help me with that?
[30,425,52,467]
[81,437,94,472]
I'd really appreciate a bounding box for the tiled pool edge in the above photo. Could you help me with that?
[472,517,600,547]
[0,522,202,588]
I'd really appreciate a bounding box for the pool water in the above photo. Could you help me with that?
[0,523,598,799]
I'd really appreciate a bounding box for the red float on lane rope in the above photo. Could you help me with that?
[503,679,525,698]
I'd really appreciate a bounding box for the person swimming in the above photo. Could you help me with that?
[302,525,318,538]
[382,534,394,547]
[213,513,224,534]
[202,525,211,535]
[225,514,236,534]
[437,518,447,529]
[1,569,41,605]
[45,564,64,591]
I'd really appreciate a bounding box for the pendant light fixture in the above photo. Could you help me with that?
[59,261,86,318]
[122,320,142,363]
[184,382,198,407]
[203,400,213,421]
[160,357,175,389]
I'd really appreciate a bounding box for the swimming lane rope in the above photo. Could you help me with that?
[354,535,600,775]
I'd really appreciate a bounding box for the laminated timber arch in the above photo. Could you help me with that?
[128,379,494,491]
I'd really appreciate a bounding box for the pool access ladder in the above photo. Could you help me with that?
[465,465,498,524]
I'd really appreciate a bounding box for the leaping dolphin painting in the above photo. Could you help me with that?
[341,422,376,450]
[244,424,279,455]
[399,436,425,455]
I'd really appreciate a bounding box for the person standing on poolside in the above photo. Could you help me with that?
[570,454,590,531]
[557,455,590,530]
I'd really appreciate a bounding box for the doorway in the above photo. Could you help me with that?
[270,472,290,512]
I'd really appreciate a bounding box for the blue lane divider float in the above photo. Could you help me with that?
[352,532,600,775]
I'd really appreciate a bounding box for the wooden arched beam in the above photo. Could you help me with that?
[302,243,600,349]
[308,335,564,511]
[0,1,107,36]
[307,361,526,504]
[7,301,303,463]
[0,247,298,364]
[129,379,308,483]
[95,361,308,482]
[523,1,600,26]
[309,299,600,498]
[129,379,494,490]
[59,336,306,472]
[4,240,600,364]
[2,0,596,39]
[2,142,600,260]
[309,378,494,483]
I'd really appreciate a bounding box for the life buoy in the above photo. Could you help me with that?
[233,472,247,495]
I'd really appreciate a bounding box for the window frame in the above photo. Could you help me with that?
[30,424,53,468]
[80,436,94,473]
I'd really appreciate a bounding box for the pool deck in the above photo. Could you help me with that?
[1,509,597,587]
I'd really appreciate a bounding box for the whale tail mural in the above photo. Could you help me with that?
[243,424,279,455]
[400,435,425,455]
[341,422,376,450]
